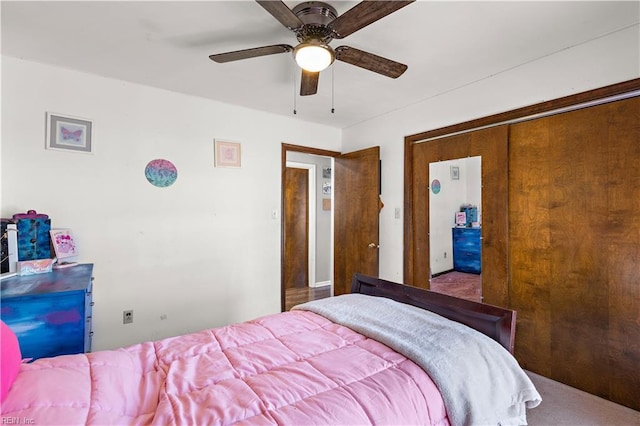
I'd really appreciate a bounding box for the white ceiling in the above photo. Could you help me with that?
[2,1,638,129]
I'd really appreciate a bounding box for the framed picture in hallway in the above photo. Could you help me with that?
[322,181,331,195]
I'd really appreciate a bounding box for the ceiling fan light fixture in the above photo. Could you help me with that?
[293,42,335,72]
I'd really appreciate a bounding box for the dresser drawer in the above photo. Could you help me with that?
[2,291,86,359]
[1,263,94,360]
[452,228,482,274]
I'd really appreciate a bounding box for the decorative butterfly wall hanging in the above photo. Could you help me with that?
[60,126,83,142]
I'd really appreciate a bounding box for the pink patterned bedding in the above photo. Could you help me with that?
[1,310,449,425]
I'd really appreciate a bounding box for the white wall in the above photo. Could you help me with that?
[342,25,640,283]
[0,57,341,350]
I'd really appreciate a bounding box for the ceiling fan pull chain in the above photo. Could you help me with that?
[331,64,335,114]
[293,62,297,115]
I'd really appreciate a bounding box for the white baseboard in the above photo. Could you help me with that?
[312,280,331,288]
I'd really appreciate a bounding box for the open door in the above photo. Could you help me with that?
[334,146,381,295]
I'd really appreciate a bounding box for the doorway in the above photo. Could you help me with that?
[281,143,381,311]
[283,156,333,310]
[283,148,336,311]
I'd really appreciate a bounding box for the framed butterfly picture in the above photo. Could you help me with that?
[46,112,94,154]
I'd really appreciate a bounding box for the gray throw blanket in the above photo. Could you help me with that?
[294,294,541,426]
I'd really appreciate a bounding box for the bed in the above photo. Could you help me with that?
[1,274,541,425]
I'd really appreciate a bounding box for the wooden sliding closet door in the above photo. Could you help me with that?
[509,96,640,409]
[407,126,509,306]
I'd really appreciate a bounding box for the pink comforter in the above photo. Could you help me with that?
[2,310,449,425]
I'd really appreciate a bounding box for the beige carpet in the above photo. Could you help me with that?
[525,371,640,425]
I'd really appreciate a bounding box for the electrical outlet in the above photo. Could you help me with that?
[123,310,133,324]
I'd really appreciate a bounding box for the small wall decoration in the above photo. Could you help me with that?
[46,112,93,154]
[50,229,78,259]
[322,181,331,195]
[145,159,178,188]
[431,179,441,194]
[322,199,331,211]
[214,140,242,168]
[322,167,332,178]
[450,166,460,180]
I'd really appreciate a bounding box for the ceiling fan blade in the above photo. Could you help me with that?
[209,44,292,63]
[335,46,407,78]
[300,70,319,96]
[255,0,304,31]
[329,0,415,39]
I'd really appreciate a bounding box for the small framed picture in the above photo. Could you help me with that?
[450,166,460,180]
[49,229,78,260]
[214,140,242,168]
[322,167,332,178]
[46,112,93,154]
[322,181,331,195]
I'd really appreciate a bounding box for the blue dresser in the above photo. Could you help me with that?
[1,264,94,360]
[452,228,481,274]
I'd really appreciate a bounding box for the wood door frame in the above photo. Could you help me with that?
[281,144,340,311]
[285,161,317,289]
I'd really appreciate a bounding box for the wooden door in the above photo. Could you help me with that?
[406,126,509,307]
[284,167,309,289]
[334,147,381,295]
[509,96,640,410]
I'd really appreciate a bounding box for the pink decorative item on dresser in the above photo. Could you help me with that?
[16,258,53,276]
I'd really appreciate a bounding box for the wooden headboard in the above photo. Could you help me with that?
[351,274,516,353]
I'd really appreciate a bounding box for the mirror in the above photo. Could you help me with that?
[428,156,482,302]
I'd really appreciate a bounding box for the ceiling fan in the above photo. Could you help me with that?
[209,0,415,96]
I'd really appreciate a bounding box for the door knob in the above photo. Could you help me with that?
[368,243,379,248]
